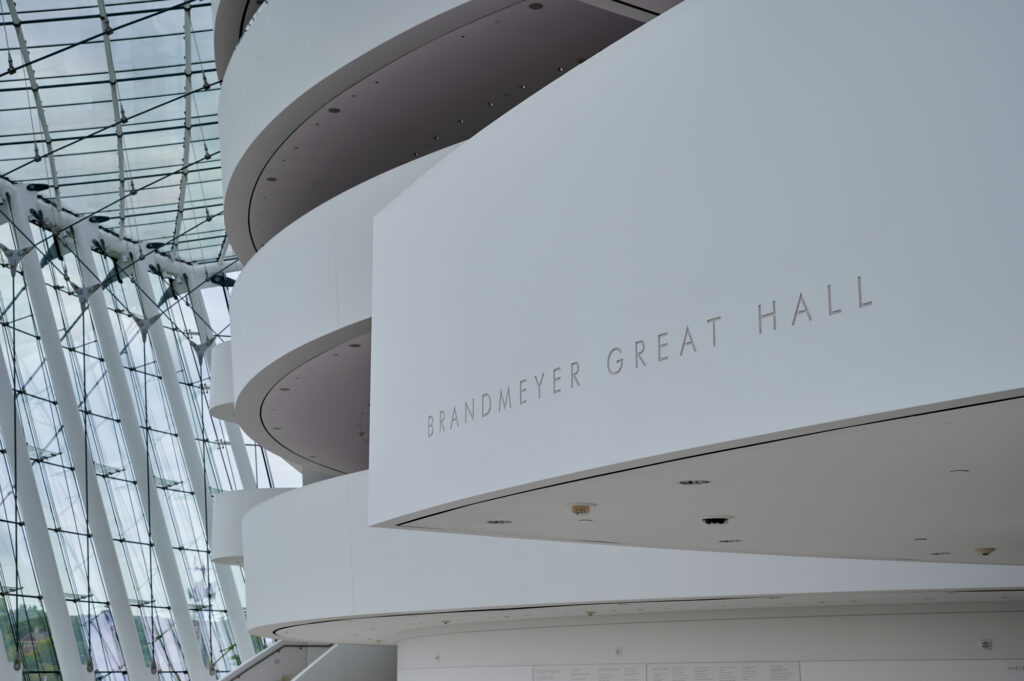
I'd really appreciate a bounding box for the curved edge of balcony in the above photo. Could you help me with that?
[239,471,1024,644]
[212,0,245,79]
[208,341,236,423]
[219,0,517,262]
[211,487,294,566]
[228,149,453,476]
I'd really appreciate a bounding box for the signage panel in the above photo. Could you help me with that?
[370,0,1024,525]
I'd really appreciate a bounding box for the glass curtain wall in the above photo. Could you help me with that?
[0,1,289,676]
[0,211,254,680]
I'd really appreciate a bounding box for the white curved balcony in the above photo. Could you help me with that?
[366,0,1024,563]
[211,0,263,79]
[219,0,673,261]
[208,341,237,423]
[228,150,452,475]
[240,471,1024,643]
[211,488,292,565]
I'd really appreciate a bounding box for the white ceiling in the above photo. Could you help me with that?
[260,331,371,473]
[404,397,1024,565]
[245,0,648,250]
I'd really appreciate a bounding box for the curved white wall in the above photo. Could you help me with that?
[369,0,1024,526]
[219,0,517,260]
[208,341,236,422]
[211,488,292,565]
[230,149,453,464]
[212,0,245,78]
[400,616,1024,681]
[240,471,1024,641]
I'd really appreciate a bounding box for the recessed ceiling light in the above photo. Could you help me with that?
[679,480,710,486]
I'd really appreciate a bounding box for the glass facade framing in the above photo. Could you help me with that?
[0,0,228,264]
[0,2,292,676]
[0,202,267,680]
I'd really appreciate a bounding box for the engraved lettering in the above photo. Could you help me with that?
[827,284,841,316]
[758,300,777,334]
[423,273,881,438]
[707,316,721,347]
[791,292,812,325]
[679,326,696,355]
[858,275,872,308]
[657,332,669,362]
[607,347,623,375]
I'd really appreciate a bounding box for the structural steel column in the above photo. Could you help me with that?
[132,263,254,662]
[6,186,150,681]
[187,289,256,491]
[0,312,87,681]
[72,230,213,681]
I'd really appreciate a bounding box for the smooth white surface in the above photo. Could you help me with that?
[293,645,395,681]
[370,0,1024,526]
[409,397,1024,564]
[230,150,452,472]
[211,0,241,79]
[219,0,516,260]
[208,341,236,422]
[219,643,329,681]
[240,471,1024,642]
[398,618,1024,681]
[211,488,292,565]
